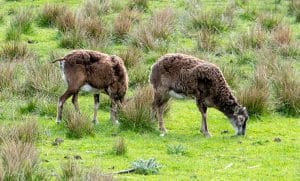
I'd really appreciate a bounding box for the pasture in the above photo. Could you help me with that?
[0,0,299,180]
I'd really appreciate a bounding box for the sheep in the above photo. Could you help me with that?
[150,53,248,137]
[52,50,128,125]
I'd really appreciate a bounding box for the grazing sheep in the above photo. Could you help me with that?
[150,53,248,137]
[52,50,128,124]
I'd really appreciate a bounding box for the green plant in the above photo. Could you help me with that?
[59,30,86,49]
[272,62,300,116]
[112,137,127,155]
[131,158,161,175]
[64,108,94,138]
[128,0,149,11]
[5,26,21,41]
[190,8,232,33]
[10,8,33,33]
[37,3,65,27]
[257,12,281,30]
[128,63,149,86]
[119,85,155,132]
[167,144,187,155]
[0,41,30,61]
[19,99,37,115]
[237,64,270,116]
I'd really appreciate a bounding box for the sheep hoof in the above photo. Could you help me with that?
[92,119,99,124]
[56,119,61,124]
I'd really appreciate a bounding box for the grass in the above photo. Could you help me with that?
[0,0,299,180]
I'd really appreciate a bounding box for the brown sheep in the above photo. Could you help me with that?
[150,53,248,137]
[52,50,128,124]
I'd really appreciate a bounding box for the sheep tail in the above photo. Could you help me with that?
[51,58,65,63]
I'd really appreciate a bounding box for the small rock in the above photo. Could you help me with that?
[42,159,49,162]
[27,40,35,44]
[274,137,281,142]
[64,155,70,159]
[221,130,229,134]
[74,155,82,160]
[237,141,242,144]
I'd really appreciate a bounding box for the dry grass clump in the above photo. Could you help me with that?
[237,64,270,116]
[22,61,63,97]
[272,62,300,116]
[83,0,111,17]
[271,24,292,46]
[63,108,95,138]
[114,8,140,38]
[37,3,65,27]
[56,9,76,32]
[119,85,155,132]
[1,140,38,180]
[0,42,31,61]
[0,63,16,91]
[257,12,282,30]
[131,24,155,50]
[5,26,22,41]
[150,8,174,39]
[83,18,106,39]
[112,137,127,155]
[61,159,114,181]
[0,120,39,144]
[119,46,142,68]
[197,28,217,52]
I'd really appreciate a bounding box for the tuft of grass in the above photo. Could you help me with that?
[0,120,39,144]
[19,99,37,115]
[240,6,257,21]
[196,28,217,51]
[272,62,300,116]
[237,64,270,116]
[114,8,138,39]
[131,158,161,175]
[0,63,15,91]
[190,8,232,33]
[128,0,149,11]
[64,108,95,139]
[0,42,31,61]
[112,137,127,155]
[55,9,76,32]
[59,30,86,49]
[37,3,65,27]
[0,140,38,180]
[83,17,106,39]
[22,61,63,97]
[82,0,111,17]
[150,8,174,39]
[167,144,187,155]
[119,46,142,68]
[257,12,281,30]
[128,63,149,86]
[131,23,155,50]
[119,85,155,132]
[5,26,22,41]
[84,169,114,181]
[271,24,292,46]
[10,8,34,34]
[289,0,300,22]
[61,159,82,180]
[219,63,241,89]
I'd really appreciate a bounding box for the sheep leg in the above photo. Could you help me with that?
[71,92,80,113]
[196,99,211,138]
[153,91,169,136]
[92,94,100,124]
[56,90,73,124]
[110,99,119,125]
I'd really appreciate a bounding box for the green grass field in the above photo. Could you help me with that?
[0,0,299,180]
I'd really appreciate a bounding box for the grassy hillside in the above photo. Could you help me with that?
[0,0,299,180]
